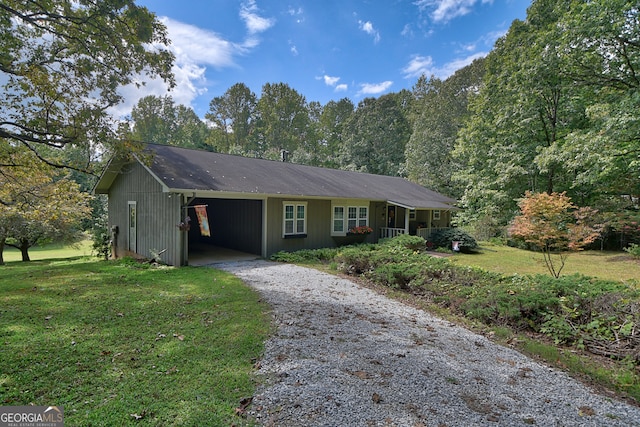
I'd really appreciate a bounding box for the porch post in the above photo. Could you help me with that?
[404,208,410,235]
[261,197,268,258]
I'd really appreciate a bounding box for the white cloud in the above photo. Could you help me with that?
[435,52,487,77]
[289,40,299,56]
[240,0,275,34]
[316,75,347,91]
[402,52,487,80]
[323,75,341,86]
[111,17,240,118]
[401,55,435,79]
[414,0,493,24]
[460,42,477,52]
[109,3,278,118]
[288,6,304,23]
[163,18,237,68]
[358,81,393,96]
[401,23,414,38]
[111,9,276,118]
[358,20,381,44]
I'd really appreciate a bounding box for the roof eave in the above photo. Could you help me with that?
[93,156,126,194]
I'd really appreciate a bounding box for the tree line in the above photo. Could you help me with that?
[126,84,413,178]
[1,0,639,261]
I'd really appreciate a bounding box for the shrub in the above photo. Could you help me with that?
[380,234,426,251]
[90,212,110,260]
[271,247,339,263]
[624,243,640,258]
[368,262,424,290]
[431,228,478,252]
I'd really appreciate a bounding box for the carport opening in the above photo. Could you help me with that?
[187,198,262,262]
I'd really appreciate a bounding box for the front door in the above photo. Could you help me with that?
[128,201,137,253]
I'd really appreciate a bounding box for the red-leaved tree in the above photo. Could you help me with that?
[509,191,601,278]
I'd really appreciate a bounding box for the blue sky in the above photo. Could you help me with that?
[121,0,531,118]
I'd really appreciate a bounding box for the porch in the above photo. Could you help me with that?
[379,226,451,241]
[380,203,452,242]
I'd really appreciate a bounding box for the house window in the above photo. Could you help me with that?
[333,205,368,235]
[433,210,441,221]
[409,209,416,220]
[283,202,307,237]
[333,207,344,233]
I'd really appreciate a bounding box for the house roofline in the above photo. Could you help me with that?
[162,187,457,210]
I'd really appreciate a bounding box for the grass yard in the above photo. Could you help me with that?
[450,242,640,284]
[0,256,270,426]
[2,240,94,262]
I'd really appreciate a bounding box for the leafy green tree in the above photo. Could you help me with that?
[130,95,176,145]
[406,58,485,198]
[453,0,587,229]
[509,192,600,278]
[254,83,310,158]
[0,1,174,171]
[172,105,211,150]
[291,101,324,166]
[560,0,639,92]
[341,91,411,176]
[0,146,91,263]
[313,98,355,169]
[206,83,258,153]
[557,0,640,203]
[131,96,210,150]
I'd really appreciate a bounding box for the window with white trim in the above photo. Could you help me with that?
[283,202,307,236]
[332,204,368,235]
[333,206,345,233]
[433,210,441,221]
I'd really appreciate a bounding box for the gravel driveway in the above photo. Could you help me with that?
[217,260,640,427]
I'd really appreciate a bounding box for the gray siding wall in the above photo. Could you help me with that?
[265,198,375,257]
[108,163,183,265]
[371,201,387,236]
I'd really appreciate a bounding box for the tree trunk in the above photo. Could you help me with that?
[0,238,5,266]
[20,239,30,262]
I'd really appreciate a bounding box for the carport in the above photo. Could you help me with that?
[186,198,263,264]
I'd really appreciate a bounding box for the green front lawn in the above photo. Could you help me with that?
[0,257,270,426]
[450,242,640,284]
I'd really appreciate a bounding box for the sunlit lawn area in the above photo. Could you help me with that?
[2,239,94,262]
[450,242,640,284]
[0,253,270,426]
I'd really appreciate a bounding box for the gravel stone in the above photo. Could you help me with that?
[218,260,640,427]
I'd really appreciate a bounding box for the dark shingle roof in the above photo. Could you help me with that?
[97,144,457,210]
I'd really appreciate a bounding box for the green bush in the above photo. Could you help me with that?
[334,245,379,274]
[624,243,640,258]
[380,234,426,251]
[90,212,110,260]
[431,228,478,252]
[271,247,339,263]
[368,262,425,290]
